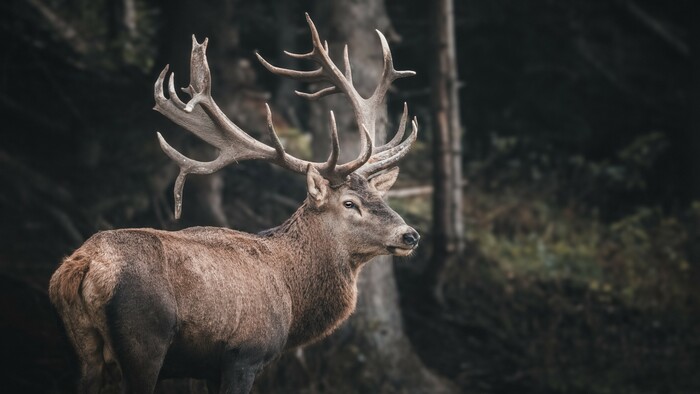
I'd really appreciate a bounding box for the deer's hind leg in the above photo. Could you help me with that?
[78,331,106,393]
[218,348,264,394]
[105,269,177,394]
[62,319,107,394]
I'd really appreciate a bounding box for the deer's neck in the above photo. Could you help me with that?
[262,201,361,348]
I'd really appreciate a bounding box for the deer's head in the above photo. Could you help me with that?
[305,168,419,258]
[154,14,419,256]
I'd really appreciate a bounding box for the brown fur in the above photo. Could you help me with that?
[49,173,417,392]
[49,253,91,311]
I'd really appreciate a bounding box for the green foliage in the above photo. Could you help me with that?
[465,189,603,282]
[463,189,695,307]
[415,131,700,393]
[415,181,699,393]
[393,120,699,393]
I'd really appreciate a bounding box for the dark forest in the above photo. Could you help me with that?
[1,0,698,393]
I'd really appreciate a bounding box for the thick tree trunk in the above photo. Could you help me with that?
[428,0,464,303]
[297,1,453,392]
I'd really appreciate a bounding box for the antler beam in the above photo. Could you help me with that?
[154,35,371,218]
[256,13,415,141]
[256,13,419,176]
[154,14,419,219]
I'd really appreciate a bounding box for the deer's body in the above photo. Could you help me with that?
[50,14,420,394]
[50,175,413,393]
[50,199,366,387]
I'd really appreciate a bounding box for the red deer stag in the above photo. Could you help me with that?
[49,14,419,394]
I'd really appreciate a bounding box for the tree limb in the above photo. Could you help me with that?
[623,0,689,57]
[26,0,90,56]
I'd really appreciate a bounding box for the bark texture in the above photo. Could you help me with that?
[296,1,453,392]
[428,0,464,302]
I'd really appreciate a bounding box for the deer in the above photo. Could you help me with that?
[49,14,419,394]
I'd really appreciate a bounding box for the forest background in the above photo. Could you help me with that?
[1,0,698,393]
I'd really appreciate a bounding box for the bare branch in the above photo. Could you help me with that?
[26,0,90,55]
[624,0,689,57]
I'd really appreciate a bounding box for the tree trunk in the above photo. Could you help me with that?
[296,1,453,392]
[428,0,464,303]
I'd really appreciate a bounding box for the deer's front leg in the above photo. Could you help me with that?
[218,348,265,394]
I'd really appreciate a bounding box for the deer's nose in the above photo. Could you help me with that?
[402,230,420,246]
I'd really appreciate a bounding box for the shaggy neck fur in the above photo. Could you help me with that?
[261,200,363,348]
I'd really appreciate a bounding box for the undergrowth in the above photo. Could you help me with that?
[395,132,700,394]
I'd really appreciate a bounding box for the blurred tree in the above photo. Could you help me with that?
[292,0,452,392]
[428,0,464,303]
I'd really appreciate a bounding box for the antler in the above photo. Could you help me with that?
[155,14,418,218]
[154,35,371,218]
[256,13,418,177]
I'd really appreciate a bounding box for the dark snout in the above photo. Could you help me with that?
[388,226,420,257]
[402,229,420,247]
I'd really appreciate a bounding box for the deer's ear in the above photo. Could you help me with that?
[369,167,400,196]
[306,165,329,207]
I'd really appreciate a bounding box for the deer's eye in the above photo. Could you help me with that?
[343,201,356,209]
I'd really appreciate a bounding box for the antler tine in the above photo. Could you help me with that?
[343,45,353,82]
[335,124,373,178]
[375,102,408,154]
[155,16,419,218]
[373,117,418,163]
[167,72,187,109]
[256,14,368,127]
[323,111,340,171]
[256,18,358,95]
[255,54,326,82]
[370,30,416,107]
[295,86,339,101]
[156,131,232,219]
[256,13,416,148]
[262,106,342,176]
[283,49,315,60]
[265,103,286,157]
[156,35,326,218]
[356,117,418,178]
